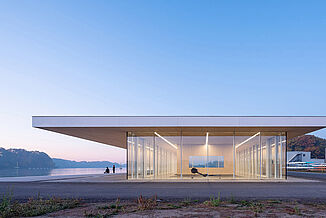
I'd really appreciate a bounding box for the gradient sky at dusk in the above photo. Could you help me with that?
[0,0,326,163]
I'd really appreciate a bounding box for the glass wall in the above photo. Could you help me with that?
[128,132,180,179]
[207,132,234,179]
[235,132,261,179]
[234,132,286,179]
[127,131,286,180]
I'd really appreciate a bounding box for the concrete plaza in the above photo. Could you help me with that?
[0,172,325,201]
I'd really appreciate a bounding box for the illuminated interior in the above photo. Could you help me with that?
[127,131,286,180]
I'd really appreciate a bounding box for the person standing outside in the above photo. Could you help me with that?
[113,165,116,173]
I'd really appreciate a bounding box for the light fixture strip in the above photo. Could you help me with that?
[205,132,209,148]
[235,132,260,149]
[205,132,209,176]
[154,132,178,149]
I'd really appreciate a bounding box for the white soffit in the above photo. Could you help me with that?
[32,116,326,149]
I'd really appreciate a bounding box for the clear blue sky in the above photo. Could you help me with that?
[0,0,325,163]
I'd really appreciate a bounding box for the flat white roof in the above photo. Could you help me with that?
[32,116,326,149]
[33,116,326,128]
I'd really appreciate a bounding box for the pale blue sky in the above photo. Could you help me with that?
[0,0,325,163]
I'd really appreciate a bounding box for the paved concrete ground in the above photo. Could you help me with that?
[43,175,317,183]
[1,172,325,201]
[0,173,126,183]
[288,171,326,181]
[0,175,325,201]
[0,173,316,183]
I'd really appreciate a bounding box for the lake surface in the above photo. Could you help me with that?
[0,167,126,177]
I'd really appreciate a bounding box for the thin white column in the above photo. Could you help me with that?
[250,147,252,177]
[244,149,247,176]
[247,148,250,176]
[233,133,235,179]
[138,138,141,179]
[131,136,134,179]
[266,138,271,178]
[259,134,262,179]
[275,136,279,179]
[244,149,246,176]
[142,137,145,178]
[243,150,246,176]
[248,148,251,176]
[239,151,242,176]
[280,136,283,178]
[180,133,183,179]
[252,145,255,177]
[237,151,239,176]
[252,146,255,176]
[242,150,244,176]
[256,144,259,177]
[206,132,209,177]
[166,151,168,176]
[153,136,156,179]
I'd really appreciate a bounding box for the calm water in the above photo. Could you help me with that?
[0,167,126,177]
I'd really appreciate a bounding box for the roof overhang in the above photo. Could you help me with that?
[32,116,326,149]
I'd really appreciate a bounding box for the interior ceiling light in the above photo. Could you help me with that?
[154,132,178,149]
[235,132,260,149]
[205,132,209,148]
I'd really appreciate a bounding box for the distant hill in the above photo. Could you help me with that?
[53,158,126,168]
[0,148,55,169]
[0,147,126,170]
[288,135,326,159]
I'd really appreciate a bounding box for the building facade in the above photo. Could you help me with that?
[287,151,325,164]
[32,116,326,180]
[127,131,286,180]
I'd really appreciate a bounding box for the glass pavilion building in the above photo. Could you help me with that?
[32,116,326,180]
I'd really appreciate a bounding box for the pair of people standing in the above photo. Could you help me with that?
[104,165,116,174]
